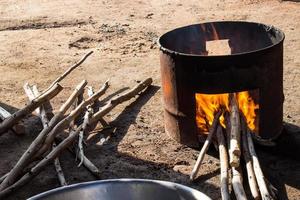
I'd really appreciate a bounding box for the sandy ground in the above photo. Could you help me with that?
[0,0,299,199]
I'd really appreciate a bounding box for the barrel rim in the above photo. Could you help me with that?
[157,21,285,57]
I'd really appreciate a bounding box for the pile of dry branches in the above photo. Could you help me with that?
[190,94,277,200]
[0,51,152,198]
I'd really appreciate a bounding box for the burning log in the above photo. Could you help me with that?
[232,167,247,200]
[0,81,86,191]
[0,78,152,198]
[241,116,260,200]
[229,93,241,168]
[216,123,230,200]
[247,127,274,200]
[190,110,222,181]
[0,83,63,136]
[25,83,68,187]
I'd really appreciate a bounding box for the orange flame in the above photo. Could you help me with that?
[195,91,259,134]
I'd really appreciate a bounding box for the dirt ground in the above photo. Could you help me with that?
[0,0,299,199]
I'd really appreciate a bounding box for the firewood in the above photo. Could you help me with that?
[0,173,8,184]
[216,123,230,200]
[229,93,241,168]
[241,116,260,200]
[26,84,68,187]
[45,51,93,93]
[0,106,25,135]
[87,86,108,128]
[77,86,94,167]
[0,83,63,136]
[0,78,152,198]
[247,128,274,200]
[52,143,67,186]
[190,110,222,181]
[0,81,86,191]
[34,80,109,158]
[54,136,101,179]
[232,167,247,200]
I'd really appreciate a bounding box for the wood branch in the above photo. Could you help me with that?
[216,123,230,200]
[0,81,86,191]
[0,83,63,136]
[54,136,101,179]
[89,78,152,125]
[229,93,241,168]
[0,78,152,198]
[77,86,94,167]
[31,85,54,124]
[217,124,230,199]
[0,173,8,184]
[247,128,274,200]
[45,51,93,92]
[232,167,247,200]
[27,84,68,187]
[190,110,222,181]
[241,115,260,200]
[52,143,67,186]
[34,80,109,159]
[0,106,25,135]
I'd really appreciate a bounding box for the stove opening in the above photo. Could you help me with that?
[195,90,259,135]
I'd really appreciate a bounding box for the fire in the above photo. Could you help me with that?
[195,91,259,133]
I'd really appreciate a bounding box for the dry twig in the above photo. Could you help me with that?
[190,110,222,181]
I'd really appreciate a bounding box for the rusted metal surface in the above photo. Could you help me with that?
[158,21,285,147]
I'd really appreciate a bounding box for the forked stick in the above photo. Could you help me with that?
[247,128,274,200]
[190,110,222,181]
[241,116,260,200]
[0,83,63,136]
[0,81,86,191]
[216,123,230,200]
[229,93,241,167]
[0,78,152,198]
